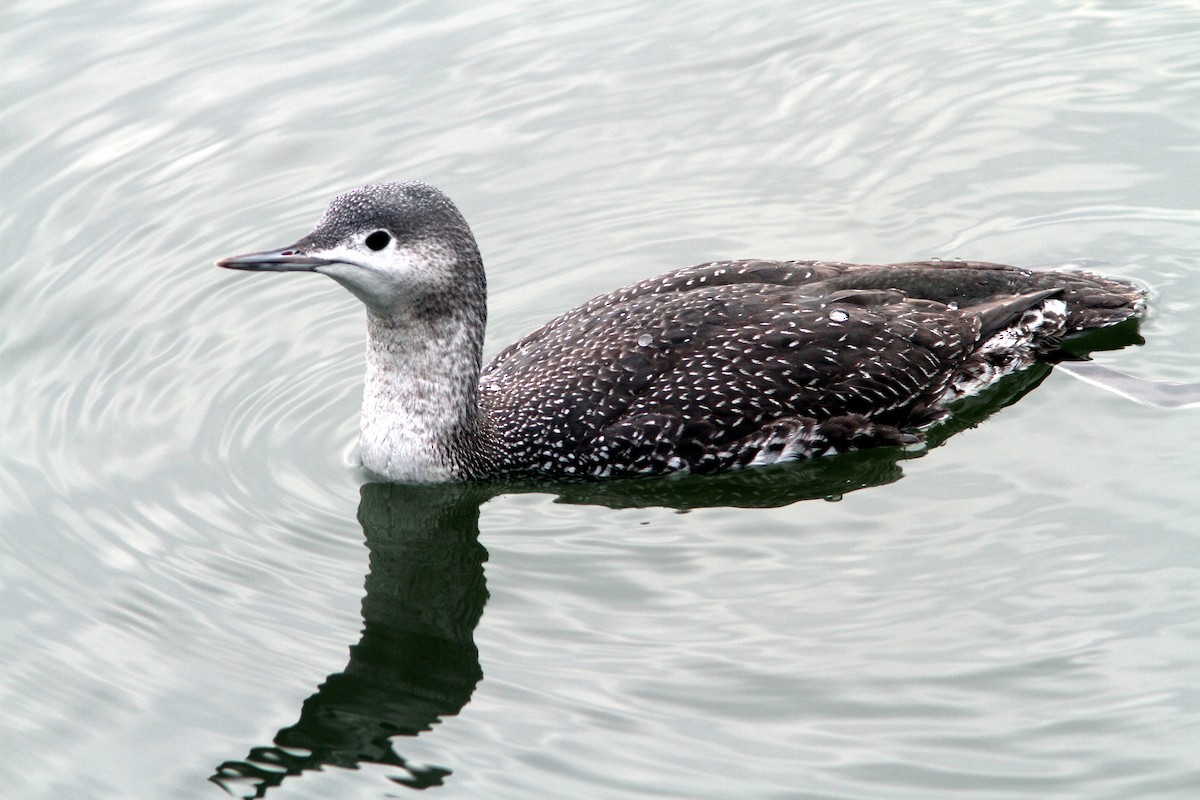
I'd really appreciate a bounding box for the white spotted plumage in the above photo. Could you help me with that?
[218,182,1147,483]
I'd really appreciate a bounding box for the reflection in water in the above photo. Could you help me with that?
[209,323,1142,796]
[211,482,492,796]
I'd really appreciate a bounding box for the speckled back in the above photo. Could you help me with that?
[476,259,1143,479]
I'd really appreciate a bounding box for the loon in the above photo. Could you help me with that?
[217,181,1146,483]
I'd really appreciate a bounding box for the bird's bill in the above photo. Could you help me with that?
[215,245,332,272]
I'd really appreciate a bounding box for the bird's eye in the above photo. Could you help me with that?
[365,231,391,251]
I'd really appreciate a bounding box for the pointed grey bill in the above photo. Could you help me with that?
[215,245,334,272]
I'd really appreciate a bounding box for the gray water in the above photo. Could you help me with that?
[3,2,1199,798]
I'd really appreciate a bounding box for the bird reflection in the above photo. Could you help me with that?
[210,320,1142,797]
[211,481,492,795]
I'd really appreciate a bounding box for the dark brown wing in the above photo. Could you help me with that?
[481,281,980,476]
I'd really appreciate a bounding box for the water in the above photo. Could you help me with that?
[3,1,1199,797]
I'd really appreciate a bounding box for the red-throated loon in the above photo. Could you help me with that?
[217,181,1146,483]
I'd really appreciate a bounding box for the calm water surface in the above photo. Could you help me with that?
[3,1,1199,798]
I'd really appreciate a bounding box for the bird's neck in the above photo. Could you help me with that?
[359,304,486,482]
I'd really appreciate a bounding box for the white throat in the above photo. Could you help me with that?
[358,309,483,482]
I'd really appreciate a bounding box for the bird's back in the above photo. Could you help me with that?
[477,259,1143,478]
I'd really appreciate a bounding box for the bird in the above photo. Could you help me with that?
[217,181,1146,483]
